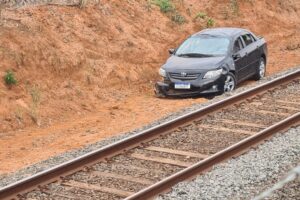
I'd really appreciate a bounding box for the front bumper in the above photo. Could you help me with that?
[155,75,226,97]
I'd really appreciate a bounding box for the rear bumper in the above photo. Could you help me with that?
[155,75,225,97]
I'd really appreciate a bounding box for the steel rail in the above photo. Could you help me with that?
[125,112,300,200]
[0,69,299,200]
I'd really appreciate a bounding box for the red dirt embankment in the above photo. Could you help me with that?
[0,0,299,174]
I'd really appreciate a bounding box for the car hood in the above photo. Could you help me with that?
[162,55,226,71]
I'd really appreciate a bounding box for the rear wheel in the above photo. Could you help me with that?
[253,57,266,80]
[223,72,236,93]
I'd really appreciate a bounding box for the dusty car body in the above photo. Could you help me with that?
[155,28,268,97]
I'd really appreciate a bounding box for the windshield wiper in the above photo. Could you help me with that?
[176,53,215,57]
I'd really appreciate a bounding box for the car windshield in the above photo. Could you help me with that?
[175,36,230,57]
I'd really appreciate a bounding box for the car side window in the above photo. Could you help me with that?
[250,34,256,42]
[241,34,253,46]
[233,37,243,53]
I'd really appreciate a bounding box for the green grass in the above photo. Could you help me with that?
[4,70,17,86]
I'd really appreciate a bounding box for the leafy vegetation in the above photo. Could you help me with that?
[27,84,41,124]
[15,107,23,122]
[30,85,41,106]
[230,0,239,15]
[153,0,174,13]
[145,1,153,11]
[195,12,207,19]
[194,11,216,28]
[171,12,186,24]
[152,0,186,25]
[79,0,88,8]
[4,70,17,86]
[206,18,215,28]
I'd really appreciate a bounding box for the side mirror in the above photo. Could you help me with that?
[233,53,241,60]
[168,49,175,55]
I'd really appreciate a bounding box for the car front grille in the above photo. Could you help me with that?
[169,72,201,80]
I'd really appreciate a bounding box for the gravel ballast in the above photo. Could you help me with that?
[0,66,299,190]
[254,165,300,200]
[156,126,300,200]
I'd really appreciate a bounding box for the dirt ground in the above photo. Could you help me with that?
[0,0,299,174]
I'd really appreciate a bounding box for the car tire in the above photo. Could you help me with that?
[155,92,166,98]
[223,72,237,93]
[154,85,166,98]
[203,94,215,100]
[253,57,266,80]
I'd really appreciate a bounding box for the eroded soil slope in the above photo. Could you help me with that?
[0,0,299,173]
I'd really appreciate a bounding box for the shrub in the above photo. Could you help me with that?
[152,0,185,25]
[153,0,174,13]
[79,0,88,8]
[230,0,239,15]
[195,12,207,19]
[28,85,41,125]
[206,18,215,27]
[15,107,23,122]
[171,13,186,24]
[145,1,153,11]
[4,70,17,86]
[30,85,41,106]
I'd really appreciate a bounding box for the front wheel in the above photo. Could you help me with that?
[223,72,237,93]
[154,84,166,98]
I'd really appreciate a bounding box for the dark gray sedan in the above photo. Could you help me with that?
[155,28,268,97]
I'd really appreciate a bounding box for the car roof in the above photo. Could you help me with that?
[193,27,249,38]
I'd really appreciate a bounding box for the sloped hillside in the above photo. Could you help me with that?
[0,0,299,132]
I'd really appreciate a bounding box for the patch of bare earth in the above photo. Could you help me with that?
[0,0,299,174]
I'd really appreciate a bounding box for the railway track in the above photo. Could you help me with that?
[1,70,300,200]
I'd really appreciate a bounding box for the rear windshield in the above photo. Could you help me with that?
[175,36,230,57]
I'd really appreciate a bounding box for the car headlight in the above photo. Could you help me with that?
[203,69,223,79]
[159,68,167,77]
